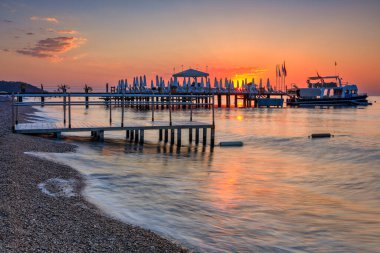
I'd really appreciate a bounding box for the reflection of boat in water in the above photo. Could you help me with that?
[287,75,371,106]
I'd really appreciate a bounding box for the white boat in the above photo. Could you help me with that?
[287,75,371,106]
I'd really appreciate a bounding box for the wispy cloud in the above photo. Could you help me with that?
[72,53,88,61]
[26,32,34,35]
[2,19,12,23]
[17,36,87,62]
[57,29,78,35]
[30,16,59,23]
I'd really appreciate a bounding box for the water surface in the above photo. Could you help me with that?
[30,97,380,252]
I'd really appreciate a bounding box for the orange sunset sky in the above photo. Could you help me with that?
[1,0,379,94]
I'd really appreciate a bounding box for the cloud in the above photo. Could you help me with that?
[2,19,12,23]
[72,53,88,60]
[17,36,87,62]
[30,16,59,23]
[57,29,78,35]
[26,32,34,35]
[2,49,10,52]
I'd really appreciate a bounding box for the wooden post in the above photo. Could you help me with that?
[189,128,193,143]
[164,129,169,143]
[195,128,199,145]
[203,128,207,145]
[139,130,144,145]
[217,94,221,108]
[63,95,66,124]
[98,130,104,141]
[41,96,45,107]
[177,128,181,147]
[212,95,215,126]
[152,95,155,121]
[121,93,125,127]
[210,126,215,148]
[159,129,163,141]
[11,94,15,131]
[130,129,134,141]
[126,130,130,139]
[170,129,175,145]
[85,96,89,109]
[15,94,19,125]
[134,130,139,144]
[190,94,193,122]
[169,93,172,126]
[234,94,238,107]
[68,94,71,128]
[109,97,112,125]
[54,132,61,140]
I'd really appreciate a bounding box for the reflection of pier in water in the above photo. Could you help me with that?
[12,93,216,149]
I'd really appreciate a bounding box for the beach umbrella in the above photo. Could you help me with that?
[237,80,240,89]
[156,75,159,88]
[220,78,223,89]
[139,76,143,89]
[151,80,154,89]
[160,77,163,88]
[206,78,210,89]
[143,75,147,88]
[259,78,263,90]
[266,78,271,91]
[187,77,191,88]
[214,77,218,89]
[183,77,186,88]
[121,79,125,93]
[200,77,204,89]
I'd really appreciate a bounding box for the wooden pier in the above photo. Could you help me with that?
[11,93,216,148]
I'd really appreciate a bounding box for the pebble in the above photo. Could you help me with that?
[0,100,188,253]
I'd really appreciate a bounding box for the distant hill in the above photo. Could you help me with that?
[0,81,43,93]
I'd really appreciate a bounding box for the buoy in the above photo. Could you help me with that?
[219,141,244,147]
[309,133,333,138]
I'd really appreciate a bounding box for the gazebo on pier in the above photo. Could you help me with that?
[173,68,209,87]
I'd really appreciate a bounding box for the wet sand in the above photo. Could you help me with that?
[0,97,188,252]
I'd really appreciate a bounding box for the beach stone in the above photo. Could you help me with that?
[0,100,188,253]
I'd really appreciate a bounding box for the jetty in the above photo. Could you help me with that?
[11,93,216,148]
[105,68,286,108]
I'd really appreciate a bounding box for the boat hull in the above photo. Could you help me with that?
[287,95,371,107]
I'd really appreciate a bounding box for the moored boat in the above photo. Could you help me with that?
[287,75,371,106]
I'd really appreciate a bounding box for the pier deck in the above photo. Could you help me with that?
[14,121,211,134]
[11,93,216,148]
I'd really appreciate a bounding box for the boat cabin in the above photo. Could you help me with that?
[296,75,359,99]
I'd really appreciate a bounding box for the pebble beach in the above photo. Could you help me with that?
[0,97,188,252]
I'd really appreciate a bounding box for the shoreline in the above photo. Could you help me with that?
[0,97,188,252]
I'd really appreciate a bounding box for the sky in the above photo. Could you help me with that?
[1,0,379,94]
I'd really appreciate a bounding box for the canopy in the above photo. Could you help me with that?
[308,75,339,81]
[173,68,209,78]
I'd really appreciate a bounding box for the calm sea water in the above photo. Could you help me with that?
[30,96,380,252]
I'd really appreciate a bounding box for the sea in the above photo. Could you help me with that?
[28,96,380,252]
